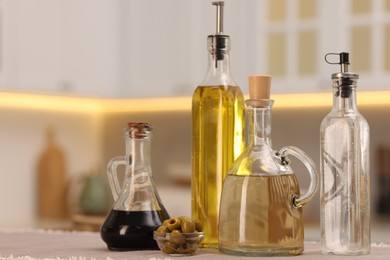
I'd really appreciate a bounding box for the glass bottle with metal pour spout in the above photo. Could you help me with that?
[219,76,318,256]
[320,52,370,255]
[101,123,170,251]
[192,1,245,248]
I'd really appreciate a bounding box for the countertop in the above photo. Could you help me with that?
[0,229,389,260]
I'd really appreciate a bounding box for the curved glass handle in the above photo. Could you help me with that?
[107,155,126,201]
[279,146,319,208]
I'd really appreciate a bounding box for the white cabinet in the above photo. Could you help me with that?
[257,0,390,93]
[118,1,204,98]
[0,0,254,98]
[1,0,389,98]
[115,0,255,98]
[0,0,122,97]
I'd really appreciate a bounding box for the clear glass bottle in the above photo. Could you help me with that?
[219,76,318,256]
[320,53,370,255]
[101,122,170,251]
[191,1,245,248]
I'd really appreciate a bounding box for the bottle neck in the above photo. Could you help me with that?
[245,100,273,147]
[330,73,359,113]
[125,136,152,173]
[202,35,235,86]
[332,86,357,113]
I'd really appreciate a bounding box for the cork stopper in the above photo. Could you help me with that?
[249,75,272,100]
[125,122,153,138]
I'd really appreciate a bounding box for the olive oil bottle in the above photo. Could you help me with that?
[191,1,244,248]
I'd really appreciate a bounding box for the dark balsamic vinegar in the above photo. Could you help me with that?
[100,209,169,251]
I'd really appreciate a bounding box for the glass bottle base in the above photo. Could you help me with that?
[200,242,218,249]
[100,209,168,251]
[321,248,370,256]
[219,245,303,256]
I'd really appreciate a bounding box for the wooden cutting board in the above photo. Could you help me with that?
[36,127,69,219]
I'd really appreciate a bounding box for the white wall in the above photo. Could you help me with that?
[101,105,390,222]
[0,102,389,226]
[0,108,103,226]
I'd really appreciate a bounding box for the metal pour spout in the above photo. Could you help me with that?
[325,52,350,73]
[213,1,224,34]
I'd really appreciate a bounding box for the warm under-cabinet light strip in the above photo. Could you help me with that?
[0,90,389,113]
[274,90,390,108]
[0,92,102,113]
[102,97,192,113]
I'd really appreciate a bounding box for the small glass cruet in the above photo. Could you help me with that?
[100,122,170,251]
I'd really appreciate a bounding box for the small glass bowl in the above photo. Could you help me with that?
[153,231,204,256]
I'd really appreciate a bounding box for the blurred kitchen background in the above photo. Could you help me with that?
[1,0,390,242]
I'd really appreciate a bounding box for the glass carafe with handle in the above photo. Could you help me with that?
[100,122,170,251]
[218,76,318,256]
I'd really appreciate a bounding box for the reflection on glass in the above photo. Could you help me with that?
[268,33,286,76]
[298,30,317,75]
[351,26,371,72]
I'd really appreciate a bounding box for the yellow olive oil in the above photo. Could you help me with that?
[191,85,245,248]
[219,174,304,256]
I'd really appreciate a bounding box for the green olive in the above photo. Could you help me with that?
[162,219,170,227]
[166,217,182,231]
[156,225,170,234]
[178,216,191,222]
[180,243,189,250]
[179,243,195,255]
[170,229,186,244]
[181,219,196,233]
[162,242,179,254]
[193,219,203,232]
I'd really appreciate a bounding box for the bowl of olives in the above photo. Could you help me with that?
[153,216,204,256]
